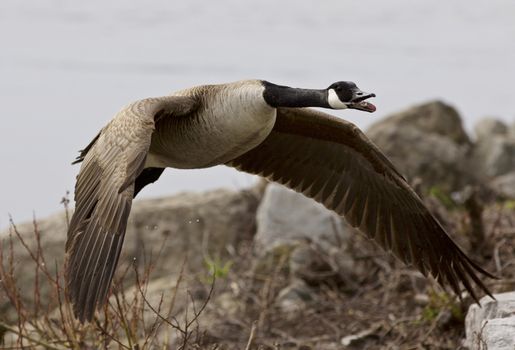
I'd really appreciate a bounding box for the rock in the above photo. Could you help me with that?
[471,118,515,179]
[289,243,334,283]
[472,135,515,178]
[255,183,368,292]
[255,183,350,253]
[276,278,315,314]
[254,182,349,286]
[289,242,359,287]
[123,187,260,278]
[465,292,515,349]
[253,183,359,299]
[0,186,261,322]
[366,100,475,192]
[489,172,515,199]
[478,317,515,350]
[368,100,471,145]
[474,118,508,140]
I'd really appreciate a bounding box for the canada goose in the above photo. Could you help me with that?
[65,79,493,322]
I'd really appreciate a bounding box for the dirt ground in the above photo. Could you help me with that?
[191,201,515,350]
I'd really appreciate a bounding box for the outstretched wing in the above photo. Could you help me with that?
[65,96,196,322]
[228,107,494,300]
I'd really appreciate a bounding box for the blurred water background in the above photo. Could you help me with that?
[1,0,514,227]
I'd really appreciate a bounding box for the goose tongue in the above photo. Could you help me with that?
[354,101,376,112]
[349,94,376,113]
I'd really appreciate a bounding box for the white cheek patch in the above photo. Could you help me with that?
[327,89,349,109]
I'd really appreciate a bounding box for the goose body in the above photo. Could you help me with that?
[146,80,276,169]
[65,79,493,322]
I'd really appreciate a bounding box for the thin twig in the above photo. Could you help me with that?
[94,319,131,350]
[0,321,65,350]
[8,217,56,283]
[244,321,258,350]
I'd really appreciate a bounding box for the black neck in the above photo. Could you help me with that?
[262,81,329,108]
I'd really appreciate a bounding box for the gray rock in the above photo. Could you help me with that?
[276,278,315,314]
[474,118,508,140]
[288,241,359,287]
[472,136,515,178]
[123,187,260,278]
[477,317,515,350]
[366,101,474,192]
[368,100,471,145]
[0,186,261,322]
[471,117,515,179]
[254,184,358,294]
[489,172,515,199]
[255,183,350,253]
[465,292,515,349]
[289,243,332,282]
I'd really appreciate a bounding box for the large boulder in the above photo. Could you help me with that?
[0,186,261,322]
[366,101,475,192]
[123,187,261,278]
[254,183,356,300]
[255,183,350,253]
[465,292,515,349]
[367,100,471,146]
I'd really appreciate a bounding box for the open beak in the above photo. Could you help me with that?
[349,91,376,113]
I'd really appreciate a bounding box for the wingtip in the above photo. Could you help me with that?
[457,253,497,305]
[469,288,496,307]
[66,280,97,323]
[64,235,102,324]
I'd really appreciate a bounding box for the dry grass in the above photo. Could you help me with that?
[1,191,514,349]
[0,215,220,349]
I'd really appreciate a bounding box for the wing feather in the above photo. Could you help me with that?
[65,96,197,322]
[228,107,494,301]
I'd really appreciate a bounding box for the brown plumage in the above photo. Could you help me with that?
[229,108,495,298]
[65,80,494,322]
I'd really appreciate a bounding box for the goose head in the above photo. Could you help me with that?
[261,80,376,111]
[327,81,376,112]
